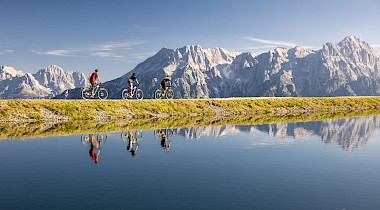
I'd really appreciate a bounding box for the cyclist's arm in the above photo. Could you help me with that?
[136,79,139,85]
[97,76,101,84]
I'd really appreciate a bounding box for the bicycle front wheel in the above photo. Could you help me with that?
[98,88,108,99]
[154,89,162,99]
[136,89,144,100]
[97,133,108,142]
[82,88,92,100]
[166,89,174,99]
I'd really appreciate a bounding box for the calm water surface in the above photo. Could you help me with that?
[1,116,380,209]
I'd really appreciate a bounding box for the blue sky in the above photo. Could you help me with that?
[1,0,380,81]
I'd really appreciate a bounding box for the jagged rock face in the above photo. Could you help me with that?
[57,35,380,99]
[33,65,89,96]
[100,45,241,99]
[230,36,380,97]
[0,65,89,99]
[317,36,380,96]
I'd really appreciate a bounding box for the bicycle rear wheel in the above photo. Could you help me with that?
[81,134,90,144]
[82,88,92,100]
[121,131,129,141]
[154,89,162,99]
[122,89,129,99]
[166,89,174,99]
[136,89,144,100]
[98,88,108,99]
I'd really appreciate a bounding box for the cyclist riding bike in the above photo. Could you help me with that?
[160,75,171,96]
[128,73,139,96]
[90,69,101,96]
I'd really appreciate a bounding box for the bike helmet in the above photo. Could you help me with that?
[164,75,171,80]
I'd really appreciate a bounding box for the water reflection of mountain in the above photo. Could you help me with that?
[176,116,380,151]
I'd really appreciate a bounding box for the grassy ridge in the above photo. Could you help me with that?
[1,97,380,122]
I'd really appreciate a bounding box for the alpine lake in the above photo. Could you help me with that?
[1,114,380,210]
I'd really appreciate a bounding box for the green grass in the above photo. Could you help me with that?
[1,97,380,122]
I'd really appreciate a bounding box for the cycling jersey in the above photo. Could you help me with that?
[90,72,98,83]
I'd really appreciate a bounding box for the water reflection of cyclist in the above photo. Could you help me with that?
[160,75,171,96]
[126,132,139,156]
[128,73,139,96]
[160,130,171,152]
[88,135,101,164]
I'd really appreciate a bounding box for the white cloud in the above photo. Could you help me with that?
[128,52,156,59]
[0,39,16,54]
[90,40,147,51]
[243,36,297,47]
[91,52,123,58]
[133,25,158,30]
[371,44,380,48]
[0,49,15,55]
[237,45,278,51]
[33,40,148,59]
[33,49,84,57]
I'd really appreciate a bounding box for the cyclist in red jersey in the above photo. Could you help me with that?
[90,69,101,96]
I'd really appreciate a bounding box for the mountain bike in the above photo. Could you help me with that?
[154,85,174,99]
[122,85,143,100]
[154,128,174,139]
[82,83,108,100]
[121,130,143,142]
[81,133,108,145]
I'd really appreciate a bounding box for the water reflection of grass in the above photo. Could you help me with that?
[1,109,380,140]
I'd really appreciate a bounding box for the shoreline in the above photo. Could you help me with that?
[1,111,380,140]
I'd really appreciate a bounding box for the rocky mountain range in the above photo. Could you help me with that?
[0,65,89,99]
[57,35,380,99]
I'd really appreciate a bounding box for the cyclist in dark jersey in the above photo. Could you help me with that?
[128,73,139,95]
[159,130,171,152]
[160,75,171,96]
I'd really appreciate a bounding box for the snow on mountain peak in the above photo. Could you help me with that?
[0,65,24,80]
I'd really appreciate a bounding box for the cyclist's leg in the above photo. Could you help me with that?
[90,82,95,95]
[161,84,166,96]
[130,83,134,95]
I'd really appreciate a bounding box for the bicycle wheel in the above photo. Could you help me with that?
[81,134,90,144]
[166,89,174,99]
[121,131,129,141]
[154,129,162,139]
[166,129,174,137]
[136,89,144,100]
[122,89,130,99]
[98,88,108,99]
[154,89,162,99]
[82,88,92,100]
[97,133,108,142]
[134,131,143,139]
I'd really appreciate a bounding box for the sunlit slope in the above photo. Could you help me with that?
[1,97,380,122]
